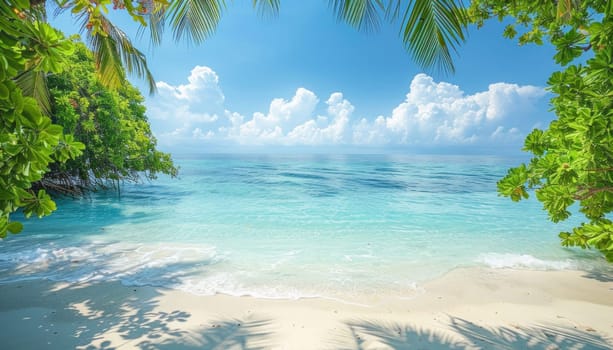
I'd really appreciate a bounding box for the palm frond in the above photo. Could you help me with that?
[142,0,278,46]
[397,0,468,74]
[166,0,226,44]
[253,0,280,17]
[329,1,467,73]
[138,2,167,47]
[14,70,52,116]
[87,14,157,94]
[329,0,385,32]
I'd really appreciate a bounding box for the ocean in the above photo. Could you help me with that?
[0,154,609,302]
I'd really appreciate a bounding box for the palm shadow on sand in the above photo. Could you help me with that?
[330,315,613,350]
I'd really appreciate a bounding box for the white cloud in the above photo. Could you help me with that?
[231,87,320,144]
[147,67,547,151]
[192,128,215,140]
[358,74,546,146]
[286,92,353,145]
[157,65,225,104]
[147,66,225,146]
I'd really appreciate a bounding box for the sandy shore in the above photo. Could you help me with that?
[1,267,612,349]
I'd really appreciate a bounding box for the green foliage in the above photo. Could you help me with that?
[41,41,177,193]
[54,0,159,93]
[0,0,84,238]
[1,1,173,239]
[469,1,613,261]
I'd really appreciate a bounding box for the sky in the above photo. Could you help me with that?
[52,1,561,155]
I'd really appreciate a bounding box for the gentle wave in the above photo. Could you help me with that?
[0,238,423,301]
[476,253,577,270]
[0,240,221,285]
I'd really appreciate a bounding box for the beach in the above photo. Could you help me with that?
[2,155,612,349]
[2,267,612,349]
[2,0,612,347]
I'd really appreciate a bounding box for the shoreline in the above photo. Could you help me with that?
[1,267,612,349]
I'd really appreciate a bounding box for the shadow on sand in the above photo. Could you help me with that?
[1,256,612,349]
[582,270,613,283]
[331,316,613,350]
[0,260,274,350]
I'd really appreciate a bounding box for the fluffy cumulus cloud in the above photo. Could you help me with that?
[147,67,548,151]
[229,87,320,144]
[148,66,225,143]
[354,74,546,146]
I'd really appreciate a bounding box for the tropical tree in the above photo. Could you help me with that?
[39,40,177,195]
[1,0,84,237]
[469,0,613,261]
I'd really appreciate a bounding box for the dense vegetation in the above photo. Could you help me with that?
[1,0,83,237]
[40,41,177,195]
[470,1,613,261]
[0,1,175,238]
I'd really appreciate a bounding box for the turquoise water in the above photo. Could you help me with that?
[0,154,610,301]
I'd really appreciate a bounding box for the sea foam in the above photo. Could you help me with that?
[476,253,577,270]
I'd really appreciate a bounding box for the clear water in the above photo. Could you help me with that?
[0,154,610,302]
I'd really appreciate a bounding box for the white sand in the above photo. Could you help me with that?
[1,268,612,349]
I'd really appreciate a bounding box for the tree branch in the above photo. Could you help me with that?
[574,187,613,200]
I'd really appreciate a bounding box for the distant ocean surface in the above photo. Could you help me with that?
[1,154,610,302]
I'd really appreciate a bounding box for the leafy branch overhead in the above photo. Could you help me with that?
[470,0,613,261]
[1,0,84,238]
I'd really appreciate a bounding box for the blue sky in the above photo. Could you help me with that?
[52,1,560,155]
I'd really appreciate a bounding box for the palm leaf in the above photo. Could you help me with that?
[144,0,279,46]
[14,70,52,116]
[86,14,157,94]
[166,0,226,44]
[330,0,467,74]
[253,0,280,17]
[138,1,167,47]
[396,0,467,74]
[329,0,385,32]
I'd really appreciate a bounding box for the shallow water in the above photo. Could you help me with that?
[0,154,610,301]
